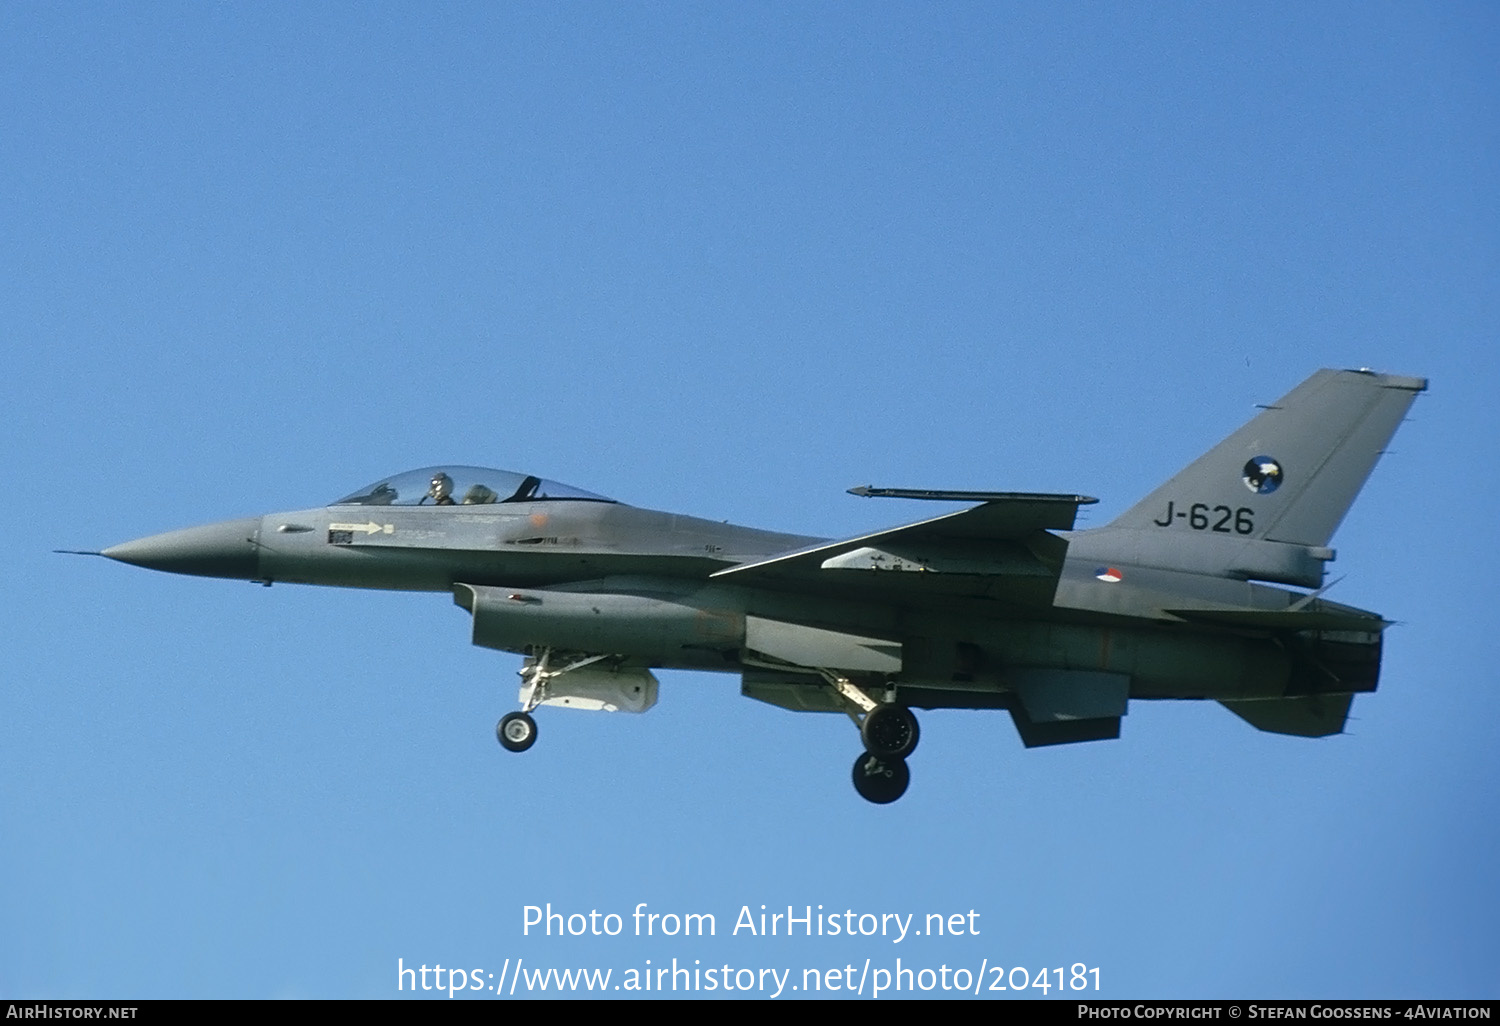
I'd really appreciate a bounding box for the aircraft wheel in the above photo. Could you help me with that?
[851,752,909,804]
[860,703,920,759]
[497,712,538,753]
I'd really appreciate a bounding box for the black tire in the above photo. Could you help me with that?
[860,703,920,759]
[851,752,910,804]
[496,711,538,753]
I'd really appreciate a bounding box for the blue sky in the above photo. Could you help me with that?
[3,2,1496,999]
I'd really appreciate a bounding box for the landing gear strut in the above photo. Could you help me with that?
[818,669,919,804]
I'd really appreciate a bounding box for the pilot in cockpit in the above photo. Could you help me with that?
[425,472,457,505]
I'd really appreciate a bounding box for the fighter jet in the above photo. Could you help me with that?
[89,368,1425,803]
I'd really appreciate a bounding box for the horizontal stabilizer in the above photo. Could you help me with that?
[1166,607,1389,632]
[1221,694,1354,737]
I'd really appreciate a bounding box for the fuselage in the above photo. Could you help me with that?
[102,492,1382,707]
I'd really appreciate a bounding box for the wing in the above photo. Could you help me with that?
[711,492,1097,606]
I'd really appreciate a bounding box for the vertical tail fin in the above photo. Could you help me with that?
[1108,369,1426,548]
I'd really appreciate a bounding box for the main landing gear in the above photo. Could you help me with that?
[821,671,920,804]
[852,751,910,805]
[861,702,920,760]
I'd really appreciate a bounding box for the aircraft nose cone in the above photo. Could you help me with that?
[102,517,261,580]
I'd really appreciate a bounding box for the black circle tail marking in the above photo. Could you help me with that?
[1242,456,1283,494]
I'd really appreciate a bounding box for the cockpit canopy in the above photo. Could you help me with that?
[333,466,614,506]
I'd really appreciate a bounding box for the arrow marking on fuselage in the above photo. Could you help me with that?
[328,522,393,535]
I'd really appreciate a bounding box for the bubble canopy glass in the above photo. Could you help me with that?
[333,466,614,506]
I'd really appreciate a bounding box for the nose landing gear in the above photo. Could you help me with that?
[496,711,537,752]
[495,649,600,754]
[493,649,653,753]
